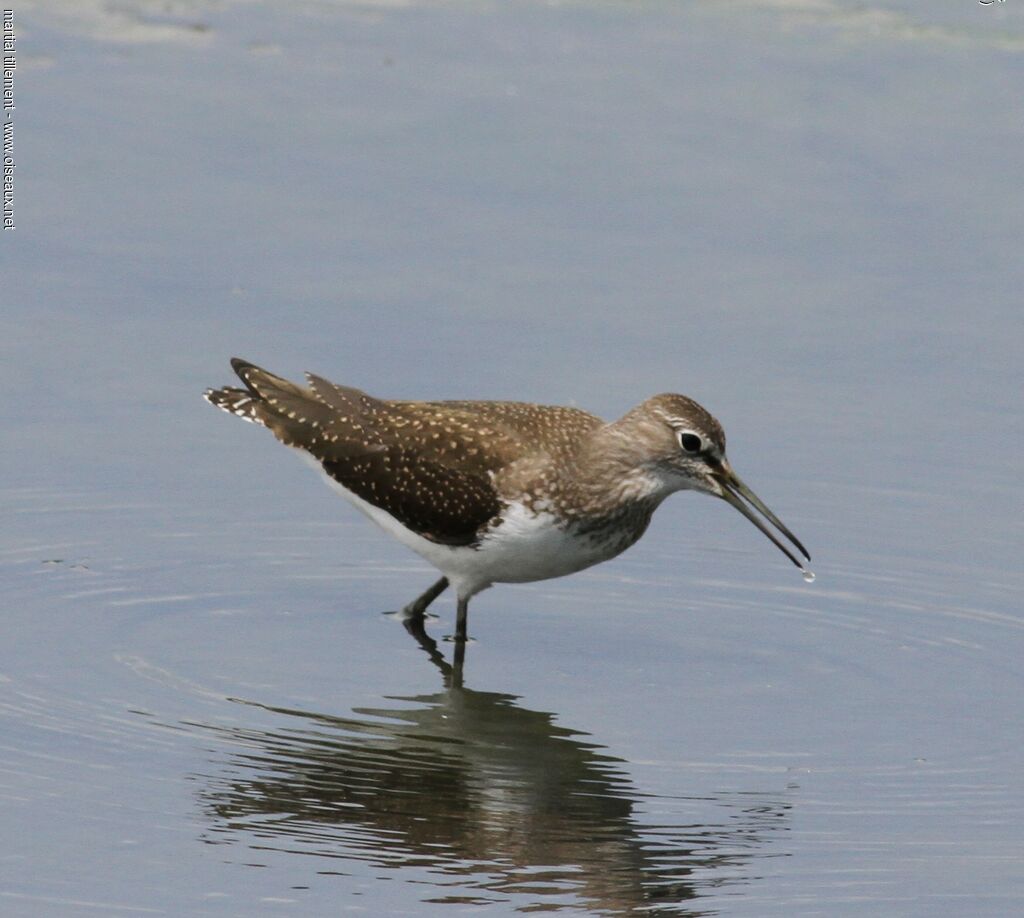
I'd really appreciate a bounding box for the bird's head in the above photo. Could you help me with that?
[630,394,813,578]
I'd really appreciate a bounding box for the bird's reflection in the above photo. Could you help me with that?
[191,623,791,915]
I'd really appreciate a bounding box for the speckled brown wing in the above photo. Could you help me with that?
[303,375,566,545]
[209,362,552,546]
[316,397,603,545]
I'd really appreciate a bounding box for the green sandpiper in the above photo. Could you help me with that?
[205,359,812,642]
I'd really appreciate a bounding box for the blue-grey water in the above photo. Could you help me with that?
[2,1,1023,915]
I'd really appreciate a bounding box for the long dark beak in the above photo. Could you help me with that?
[713,464,812,576]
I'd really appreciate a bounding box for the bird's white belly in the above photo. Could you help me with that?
[310,458,615,598]
[472,502,617,584]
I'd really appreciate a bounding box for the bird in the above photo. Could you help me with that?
[205,358,812,642]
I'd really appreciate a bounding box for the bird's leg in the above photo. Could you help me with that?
[402,576,449,620]
[454,595,469,643]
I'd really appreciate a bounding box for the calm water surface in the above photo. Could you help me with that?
[2,1,1023,915]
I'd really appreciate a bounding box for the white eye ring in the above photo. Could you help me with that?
[677,430,703,454]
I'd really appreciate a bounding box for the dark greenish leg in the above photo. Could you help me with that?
[403,577,449,619]
[455,596,469,643]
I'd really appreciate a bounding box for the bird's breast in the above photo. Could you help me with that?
[474,500,651,585]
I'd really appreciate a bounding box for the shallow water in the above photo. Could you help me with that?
[3,1,1023,915]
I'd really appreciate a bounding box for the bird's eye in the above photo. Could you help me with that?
[678,431,703,454]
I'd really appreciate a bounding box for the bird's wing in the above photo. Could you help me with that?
[207,361,517,545]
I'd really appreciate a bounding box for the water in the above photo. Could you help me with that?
[3,1,1023,915]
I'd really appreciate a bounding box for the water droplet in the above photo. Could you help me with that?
[802,569,816,583]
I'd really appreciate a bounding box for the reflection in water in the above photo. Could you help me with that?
[190,627,791,914]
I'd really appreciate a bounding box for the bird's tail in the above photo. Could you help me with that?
[203,383,262,424]
[204,358,307,427]
[205,358,341,453]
